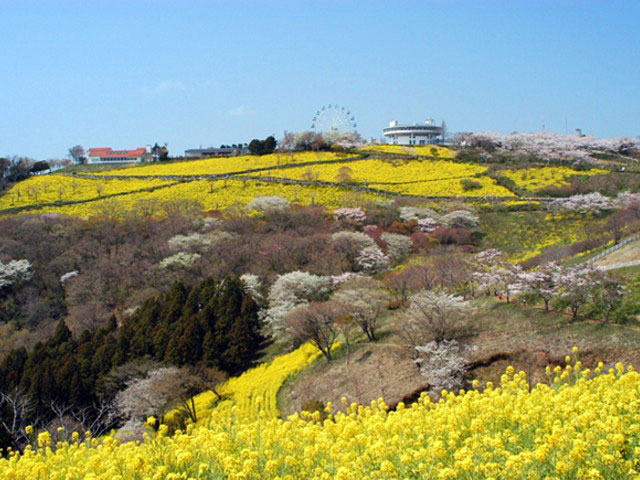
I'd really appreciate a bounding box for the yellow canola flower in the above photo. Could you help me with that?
[14,179,387,218]
[246,158,514,197]
[4,355,640,480]
[0,175,174,212]
[358,144,456,159]
[501,166,608,192]
[83,152,359,177]
[167,342,327,425]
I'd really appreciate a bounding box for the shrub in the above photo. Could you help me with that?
[460,178,483,191]
[431,227,473,245]
[387,219,418,235]
[380,232,413,262]
[442,210,479,229]
[246,196,290,213]
[356,246,389,273]
[159,252,201,269]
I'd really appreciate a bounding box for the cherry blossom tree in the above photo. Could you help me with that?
[442,210,479,229]
[380,232,413,263]
[413,340,471,392]
[333,207,366,225]
[356,245,389,273]
[402,290,474,345]
[517,262,562,312]
[455,131,640,162]
[551,192,613,214]
[0,259,33,290]
[264,271,332,336]
[246,196,290,214]
[331,231,377,271]
[471,249,522,302]
[554,266,597,320]
[332,277,388,341]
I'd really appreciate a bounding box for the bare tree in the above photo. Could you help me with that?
[69,145,86,164]
[0,388,37,450]
[286,302,341,361]
[333,277,388,341]
[47,399,116,441]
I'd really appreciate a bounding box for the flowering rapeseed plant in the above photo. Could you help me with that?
[501,166,608,192]
[2,348,640,479]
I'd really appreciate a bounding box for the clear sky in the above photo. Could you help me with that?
[1,0,639,160]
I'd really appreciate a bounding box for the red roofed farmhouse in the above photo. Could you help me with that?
[87,147,149,164]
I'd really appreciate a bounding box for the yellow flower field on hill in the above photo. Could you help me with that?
[84,152,359,178]
[482,212,605,263]
[369,176,516,197]
[0,175,174,211]
[501,166,609,191]
[250,158,486,185]
[170,342,325,425]
[360,144,456,158]
[18,179,387,217]
[3,354,640,480]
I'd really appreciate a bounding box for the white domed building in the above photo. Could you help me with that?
[383,119,445,146]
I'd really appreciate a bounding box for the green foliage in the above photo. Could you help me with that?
[248,136,277,156]
[460,178,483,192]
[30,161,50,173]
[612,274,640,323]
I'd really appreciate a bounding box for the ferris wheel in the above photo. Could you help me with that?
[311,104,357,132]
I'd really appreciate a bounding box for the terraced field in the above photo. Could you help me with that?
[0,150,612,218]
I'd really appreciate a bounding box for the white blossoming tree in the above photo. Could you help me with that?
[554,265,598,320]
[380,232,413,263]
[264,271,332,337]
[332,277,389,341]
[330,231,377,271]
[356,246,389,273]
[0,259,33,290]
[246,196,290,214]
[413,339,471,392]
[402,290,475,345]
[517,262,562,312]
[442,210,479,229]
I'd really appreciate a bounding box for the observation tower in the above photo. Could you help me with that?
[383,119,445,145]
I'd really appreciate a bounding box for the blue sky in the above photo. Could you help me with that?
[1,0,639,159]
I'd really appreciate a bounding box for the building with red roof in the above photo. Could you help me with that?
[87,147,149,164]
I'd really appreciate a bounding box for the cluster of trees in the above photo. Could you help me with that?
[0,275,264,451]
[248,136,276,156]
[264,273,388,362]
[280,131,362,151]
[472,249,629,322]
[455,131,640,162]
[1,157,36,190]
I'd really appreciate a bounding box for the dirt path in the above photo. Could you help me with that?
[593,240,640,266]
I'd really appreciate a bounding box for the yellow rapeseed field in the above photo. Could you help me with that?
[248,159,514,197]
[359,145,456,159]
[501,166,609,192]
[3,350,639,480]
[0,175,174,211]
[20,179,387,217]
[86,152,359,178]
[368,176,515,197]
[250,159,485,184]
[170,342,325,425]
